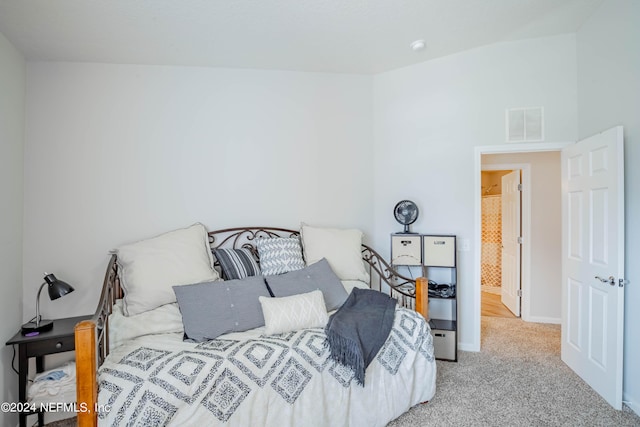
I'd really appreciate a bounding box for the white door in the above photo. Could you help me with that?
[561,126,625,409]
[501,170,521,317]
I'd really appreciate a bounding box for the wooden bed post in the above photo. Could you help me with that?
[415,277,429,320]
[75,320,98,427]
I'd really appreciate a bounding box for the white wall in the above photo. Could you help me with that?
[13,7,639,413]
[576,0,640,414]
[482,152,561,323]
[0,31,24,427]
[23,63,373,321]
[373,34,578,350]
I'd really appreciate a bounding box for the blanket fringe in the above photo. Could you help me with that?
[325,332,365,386]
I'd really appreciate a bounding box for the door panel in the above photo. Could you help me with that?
[588,286,607,369]
[568,191,583,259]
[501,170,521,317]
[590,188,608,265]
[561,126,624,409]
[567,278,582,350]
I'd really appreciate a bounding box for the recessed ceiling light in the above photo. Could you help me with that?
[410,39,426,52]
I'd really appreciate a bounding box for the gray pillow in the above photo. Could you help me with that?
[265,258,348,311]
[173,276,270,342]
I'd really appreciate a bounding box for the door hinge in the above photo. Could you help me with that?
[517,289,523,297]
[517,236,523,244]
[517,183,523,191]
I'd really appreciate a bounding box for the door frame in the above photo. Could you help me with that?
[481,163,530,319]
[473,142,572,350]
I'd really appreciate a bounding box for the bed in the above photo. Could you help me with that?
[74,225,435,426]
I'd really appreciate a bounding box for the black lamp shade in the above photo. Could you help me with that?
[44,273,74,299]
[21,274,75,335]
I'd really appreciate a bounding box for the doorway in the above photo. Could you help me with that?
[480,167,523,318]
[472,142,570,351]
[473,132,624,409]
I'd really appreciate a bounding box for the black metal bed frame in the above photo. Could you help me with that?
[89,226,418,367]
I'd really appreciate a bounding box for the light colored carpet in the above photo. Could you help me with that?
[388,316,640,427]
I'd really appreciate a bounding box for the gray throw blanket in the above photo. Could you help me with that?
[324,288,397,386]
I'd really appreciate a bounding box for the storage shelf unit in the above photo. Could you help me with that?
[391,233,458,362]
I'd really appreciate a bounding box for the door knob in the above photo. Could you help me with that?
[595,275,615,286]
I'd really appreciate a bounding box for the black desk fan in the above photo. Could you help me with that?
[394,200,419,234]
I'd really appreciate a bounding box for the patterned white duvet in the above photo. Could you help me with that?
[98,307,436,427]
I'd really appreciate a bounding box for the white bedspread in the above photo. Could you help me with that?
[98,307,436,427]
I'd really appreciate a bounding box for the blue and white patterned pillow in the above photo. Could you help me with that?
[213,248,261,280]
[256,237,305,276]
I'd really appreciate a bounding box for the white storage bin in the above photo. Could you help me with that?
[423,235,456,267]
[431,329,456,361]
[391,234,422,266]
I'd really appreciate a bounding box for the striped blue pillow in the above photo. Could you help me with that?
[214,248,261,280]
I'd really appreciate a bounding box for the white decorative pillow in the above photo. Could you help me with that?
[256,237,305,276]
[300,224,369,282]
[116,223,220,316]
[259,290,329,335]
[108,300,184,350]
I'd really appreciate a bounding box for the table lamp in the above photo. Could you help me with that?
[21,273,75,335]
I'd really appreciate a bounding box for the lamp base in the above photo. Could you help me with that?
[21,319,54,335]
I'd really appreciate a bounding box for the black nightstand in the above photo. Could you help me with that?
[5,315,92,427]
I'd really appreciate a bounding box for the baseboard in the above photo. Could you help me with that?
[524,315,561,324]
[623,393,640,416]
[458,342,479,352]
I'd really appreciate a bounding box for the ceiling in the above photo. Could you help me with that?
[0,0,603,74]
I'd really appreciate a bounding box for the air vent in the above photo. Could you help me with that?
[506,107,544,142]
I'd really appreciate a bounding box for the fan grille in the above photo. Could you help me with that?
[394,200,418,233]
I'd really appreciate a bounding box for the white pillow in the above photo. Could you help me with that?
[116,223,220,316]
[108,300,184,350]
[300,224,369,282]
[259,290,329,335]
